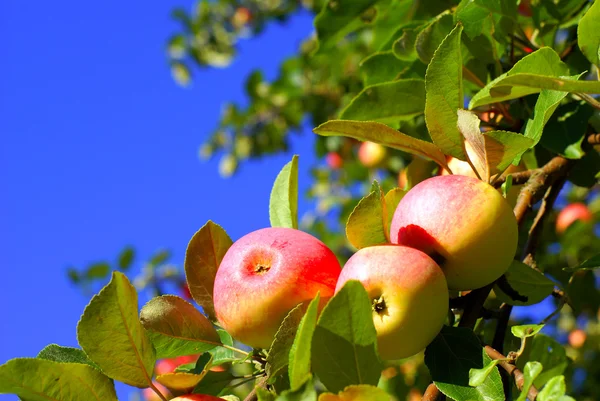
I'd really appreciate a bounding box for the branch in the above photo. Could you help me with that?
[243,376,268,401]
[588,132,600,146]
[423,383,445,401]
[485,346,539,401]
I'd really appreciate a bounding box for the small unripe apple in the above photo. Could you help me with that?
[214,227,341,349]
[556,203,593,234]
[391,175,518,291]
[326,152,343,169]
[358,141,386,168]
[335,245,448,360]
[171,395,225,401]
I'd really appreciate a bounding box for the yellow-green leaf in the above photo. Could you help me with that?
[270,155,299,229]
[319,384,392,401]
[346,182,388,249]
[157,371,206,391]
[577,0,600,67]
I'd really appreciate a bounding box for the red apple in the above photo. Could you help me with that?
[326,152,343,169]
[232,7,252,27]
[556,202,593,234]
[214,227,341,349]
[142,382,171,401]
[358,141,386,168]
[391,175,518,291]
[336,245,448,360]
[171,395,225,401]
[155,359,179,376]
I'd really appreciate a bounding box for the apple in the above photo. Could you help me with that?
[142,382,170,401]
[214,227,341,349]
[232,7,252,27]
[358,141,386,168]
[390,175,518,291]
[326,152,343,169]
[155,358,179,376]
[556,202,593,234]
[171,395,225,401]
[568,329,586,349]
[336,245,448,360]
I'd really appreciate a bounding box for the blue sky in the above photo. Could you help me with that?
[0,1,314,399]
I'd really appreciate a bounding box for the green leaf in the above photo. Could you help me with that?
[483,130,534,172]
[149,249,171,267]
[469,48,571,109]
[118,246,135,271]
[360,52,411,86]
[276,376,317,401]
[538,375,569,401]
[37,344,98,369]
[455,0,517,40]
[140,295,221,359]
[289,295,321,390]
[184,220,233,321]
[175,353,212,374]
[77,271,155,388]
[578,0,600,67]
[493,260,555,306]
[392,24,423,61]
[346,181,388,249]
[518,334,568,388]
[312,281,382,393]
[192,370,236,396]
[425,24,465,159]
[425,326,504,401]
[270,155,299,229]
[314,120,448,169]
[384,188,406,229]
[511,324,545,339]
[415,11,455,63]
[257,387,277,401]
[340,79,426,123]
[267,303,307,379]
[319,384,392,400]
[468,360,501,387]
[516,362,543,401]
[209,330,236,366]
[314,0,379,51]
[563,253,600,272]
[0,358,117,401]
[85,262,110,279]
[540,100,594,160]
[501,174,513,199]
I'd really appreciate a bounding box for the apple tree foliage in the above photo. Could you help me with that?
[4,0,600,400]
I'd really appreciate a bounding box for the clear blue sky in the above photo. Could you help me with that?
[0,1,314,399]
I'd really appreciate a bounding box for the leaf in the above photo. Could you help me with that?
[346,181,388,249]
[140,295,221,359]
[157,371,206,391]
[289,295,321,390]
[311,281,382,393]
[149,249,171,267]
[468,360,501,387]
[118,246,135,271]
[425,24,465,159]
[192,370,236,396]
[319,384,392,400]
[270,155,299,229]
[359,52,410,86]
[384,188,406,230]
[501,174,513,199]
[578,0,600,67]
[37,344,98,369]
[511,324,544,339]
[77,271,155,388]
[455,0,517,40]
[175,353,212,374]
[537,375,569,401]
[563,253,600,272]
[493,260,555,306]
[517,334,568,388]
[314,120,448,169]
[483,130,534,173]
[516,362,543,401]
[209,330,236,366]
[85,262,110,279]
[425,326,504,401]
[0,358,118,401]
[469,48,571,109]
[314,0,379,51]
[415,11,455,63]
[276,377,317,401]
[392,24,423,61]
[540,100,594,160]
[267,303,307,379]
[257,388,277,401]
[340,79,426,123]
[184,220,233,321]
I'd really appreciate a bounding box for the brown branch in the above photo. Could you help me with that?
[423,383,445,401]
[485,346,539,400]
[243,377,268,401]
[588,133,600,145]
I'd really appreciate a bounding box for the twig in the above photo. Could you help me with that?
[574,92,600,111]
[463,66,486,88]
[243,376,268,401]
[588,133,600,145]
[149,381,169,401]
[485,346,539,400]
[423,383,445,401]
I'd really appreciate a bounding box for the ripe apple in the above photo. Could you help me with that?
[568,328,586,349]
[335,245,448,360]
[390,175,518,291]
[214,227,341,349]
[232,7,252,27]
[155,358,179,376]
[326,152,343,169]
[358,141,386,168]
[556,202,593,234]
[142,382,170,401]
[171,395,225,401]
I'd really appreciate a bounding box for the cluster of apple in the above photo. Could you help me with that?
[213,172,519,360]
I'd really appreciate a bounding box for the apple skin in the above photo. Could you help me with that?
[171,395,225,401]
[214,227,341,349]
[335,245,448,360]
[326,152,343,169]
[390,175,518,291]
[556,203,593,234]
[358,141,386,168]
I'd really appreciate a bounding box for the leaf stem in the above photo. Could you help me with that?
[222,344,250,356]
[575,92,600,111]
[149,381,169,401]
